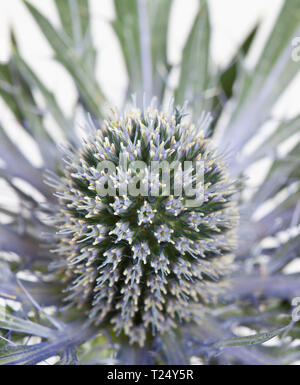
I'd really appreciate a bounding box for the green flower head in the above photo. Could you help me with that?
[50,105,238,346]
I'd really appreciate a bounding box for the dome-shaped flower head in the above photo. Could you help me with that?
[51,104,238,347]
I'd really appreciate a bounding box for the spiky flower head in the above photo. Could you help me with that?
[50,105,238,347]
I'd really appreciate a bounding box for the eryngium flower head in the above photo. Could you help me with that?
[50,105,238,347]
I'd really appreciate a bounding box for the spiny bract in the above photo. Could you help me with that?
[50,106,238,346]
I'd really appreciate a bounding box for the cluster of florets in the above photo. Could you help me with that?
[50,106,238,346]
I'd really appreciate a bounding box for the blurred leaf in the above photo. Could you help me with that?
[0,265,63,307]
[219,0,300,154]
[253,149,300,207]
[0,63,23,121]
[220,23,259,100]
[218,344,300,365]
[175,0,211,116]
[113,0,172,104]
[0,315,97,364]
[0,60,44,137]
[54,0,96,72]
[231,273,300,300]
[23,0,104,118]
[78,334,117,364]
[117,342,154,365]
[0,340,66,365]
[149,0,172,102]
[0,307,54,338]
[261,186,300,233]
[0,223,50,264]
[160,331,190,364]
[0,345,46,365]
[239,180,300,255]
[55,348,78,365]
[266,234,300,274]
[209,23,259,135]
[214,327,287,348]
[12,49,73,136]
[237,115,300,174]
[0,43,57,168]
[0,124,50,196]
[54,0,89,45]
[112,0,142,97]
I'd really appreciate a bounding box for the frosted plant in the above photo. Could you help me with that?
[0,0,300,365]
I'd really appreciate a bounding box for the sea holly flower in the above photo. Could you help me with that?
[0,0,300,365]
[51,106,238,347]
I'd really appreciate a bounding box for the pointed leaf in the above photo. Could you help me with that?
[0,307,54,338]
[149,0,172,102]
[214,327,287,348]
[175,0,211,116]
[23,0,104,118]
[219,0,300,154]
[12,51,73,136]
[54,0,96,72]
[112,0,143,97]
[220,23,259,100]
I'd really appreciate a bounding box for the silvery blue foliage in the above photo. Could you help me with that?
[0,0,299,365]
